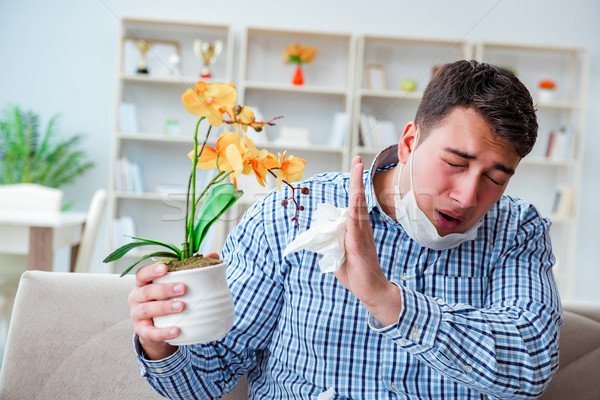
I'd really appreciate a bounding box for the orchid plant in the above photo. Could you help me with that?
[104,81,308,276]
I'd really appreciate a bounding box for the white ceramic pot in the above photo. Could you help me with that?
[153,261,234,345]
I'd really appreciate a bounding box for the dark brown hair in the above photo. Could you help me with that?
[415,60,538,158]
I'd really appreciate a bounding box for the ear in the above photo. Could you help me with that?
[398,122,418,164]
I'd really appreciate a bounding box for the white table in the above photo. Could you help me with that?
[0,209,87,271]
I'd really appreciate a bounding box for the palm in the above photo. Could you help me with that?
[335,158,389,303]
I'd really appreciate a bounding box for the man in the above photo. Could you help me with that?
[130,60,561,399]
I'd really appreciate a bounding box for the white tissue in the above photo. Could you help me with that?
[283,203,348,273]
[317,386,336,400]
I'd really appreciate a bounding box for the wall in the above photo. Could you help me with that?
[0,0,599,300]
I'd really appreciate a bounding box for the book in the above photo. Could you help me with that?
[359,113,375,147]
[115,157,144,193]
[112,215,137,248]
[378,120,399,146]
[553,185,576,219]
[546,127,574,161]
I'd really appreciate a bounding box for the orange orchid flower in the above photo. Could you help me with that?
[189,131,245,185]
[275,151,306,189]
[181,82,237,127]
[240,136,281,186]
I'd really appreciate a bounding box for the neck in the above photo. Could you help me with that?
[373,166,401,220]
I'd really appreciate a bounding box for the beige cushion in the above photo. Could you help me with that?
[0,271,162,399]
[540,300,600,400]
[0,270,248,399]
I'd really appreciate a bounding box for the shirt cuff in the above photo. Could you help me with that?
[134,334,190,378]
[368,282,443,354]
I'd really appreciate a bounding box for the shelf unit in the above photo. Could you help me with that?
[475,42,589,297]
[106,18,234,274]
[352,35,472,167]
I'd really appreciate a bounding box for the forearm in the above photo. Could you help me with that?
[362,280,402,326]
[370,284,561,399]
[135,338,240,399]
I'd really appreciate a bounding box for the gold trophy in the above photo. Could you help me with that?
[135,39,153,74]
[193,39,223,78]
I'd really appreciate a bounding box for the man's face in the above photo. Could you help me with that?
[401,107,521,236]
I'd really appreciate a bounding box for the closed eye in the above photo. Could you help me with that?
[446,161,465,168]
[486,175,504,186]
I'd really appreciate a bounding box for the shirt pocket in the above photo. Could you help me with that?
[422,274,488,307]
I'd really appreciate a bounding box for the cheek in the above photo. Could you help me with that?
[412,162,452,209]
[477,186,504,210]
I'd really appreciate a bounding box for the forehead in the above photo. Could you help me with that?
[423,108,519,158]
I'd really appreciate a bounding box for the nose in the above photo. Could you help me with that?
[451,174,479,209]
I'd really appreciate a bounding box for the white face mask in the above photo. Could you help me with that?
[394,133,482,250]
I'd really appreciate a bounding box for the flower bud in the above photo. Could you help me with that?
[281,199,288,207]
[301,187,310,195]
[253,125,262,132]
[233,105,242,115]
[299,205,304,211]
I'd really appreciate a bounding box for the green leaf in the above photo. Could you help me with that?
[192,183,243,253]
[119,251,179,277]
[103,237,182,263]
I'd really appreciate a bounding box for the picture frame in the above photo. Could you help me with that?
[365,64,386,90]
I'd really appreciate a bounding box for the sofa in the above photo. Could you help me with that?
[0,271,597,399]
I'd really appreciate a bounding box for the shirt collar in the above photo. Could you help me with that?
[365,145,399,213]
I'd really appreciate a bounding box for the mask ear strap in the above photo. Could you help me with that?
[397,127,419,196]
[409,128,420,191]
[397,158,404,190]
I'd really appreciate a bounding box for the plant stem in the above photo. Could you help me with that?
[184,117,206,259]
[194,170,227,208]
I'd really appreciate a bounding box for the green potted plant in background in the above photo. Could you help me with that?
[0,104,94,208]
[103,81,309,345]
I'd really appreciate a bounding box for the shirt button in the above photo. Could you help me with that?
[390,382,398,391]
[400,274,409,281]
[464,365,473,373]
[410,329,419,339]
[156,368,164,373]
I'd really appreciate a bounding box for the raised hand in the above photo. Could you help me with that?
[334,156,402,326]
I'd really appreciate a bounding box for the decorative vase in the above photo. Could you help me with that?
[292,65,304,85]
[153,261,234,345]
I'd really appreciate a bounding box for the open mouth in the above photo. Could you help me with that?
[438,211,461,223]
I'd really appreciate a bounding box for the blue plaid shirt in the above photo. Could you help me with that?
[137,146,561,399]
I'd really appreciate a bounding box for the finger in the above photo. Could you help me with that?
[131,299,186,322]
[135,263,168,287]
[137,320,180,343]
[205,252,220,259]
[351,155,362,170]
[348,161,366,223]
[130,280,186,304]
